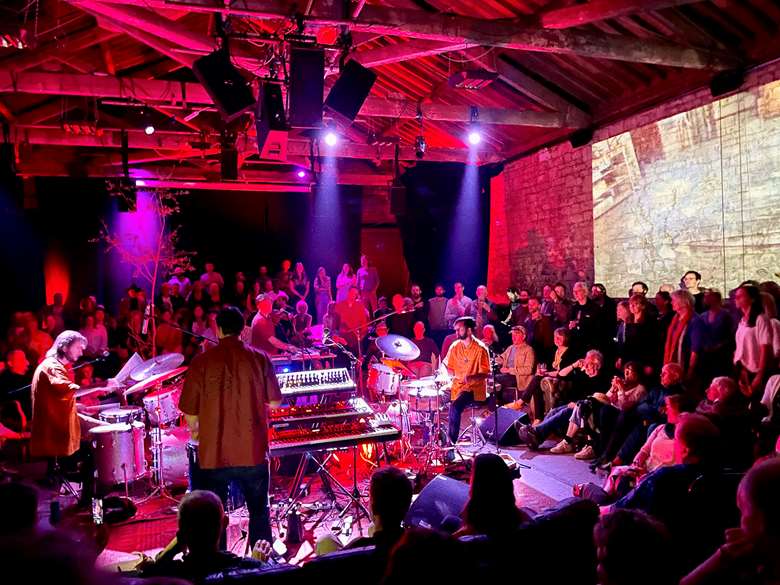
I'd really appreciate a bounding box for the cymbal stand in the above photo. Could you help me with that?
[415,391,449,477]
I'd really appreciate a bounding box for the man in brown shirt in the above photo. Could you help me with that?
[179,306,282,547]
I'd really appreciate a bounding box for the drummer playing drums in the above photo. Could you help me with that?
[30,330,120,505]
[443,317,491,447]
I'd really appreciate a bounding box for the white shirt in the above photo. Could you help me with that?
[771,318,780,362]
[734,313,773,373]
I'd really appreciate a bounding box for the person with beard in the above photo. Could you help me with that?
[409,283,428,327]
[470,285,497,331]
[522,297,555,365]
[427,284,449,346]
[444,282,472,329]
[568,281,602,354]
[444,317,491,446]
[502,287,530,327]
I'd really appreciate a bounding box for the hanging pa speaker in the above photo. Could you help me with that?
[255,82,289,160]
[390,183,407,216]
[289,46,325,129]
[405,474,469,531]
[479,407,529,445]
[325,60,377,122]
[192,49,255,122]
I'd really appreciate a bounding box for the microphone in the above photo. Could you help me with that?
[141,305,151,335]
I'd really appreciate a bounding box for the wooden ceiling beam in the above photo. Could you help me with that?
[539,0,707,30]
[353,39,477,67]
[9,126,497,163]
[88,0,740,69]
[0,71,574,128]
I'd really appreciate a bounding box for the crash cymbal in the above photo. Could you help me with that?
[124,366,188,397]
[130,353,185,382]
[375,334,420,362]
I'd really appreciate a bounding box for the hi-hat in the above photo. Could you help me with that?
[375,334,420,361]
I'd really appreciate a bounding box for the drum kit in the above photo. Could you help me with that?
[80,353,187,498]
[367,334,453,472]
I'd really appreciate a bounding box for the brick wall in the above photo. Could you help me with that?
[489,58,780,296]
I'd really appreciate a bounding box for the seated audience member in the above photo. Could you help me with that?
[514,350,609,450]
[577,394,692,503]
[696,376,753,470]
[382,528,472,585]
[494,325,534,404]
[0,349,32,425]
[456,453,531,538]
[610,413,723,559]
[681,458,780,585]
[317,466,413,557]
[141,490,266,581]
[0,481,38,537]
[509,327,578,421]
[595,509,679,585]
[605,363,686,467]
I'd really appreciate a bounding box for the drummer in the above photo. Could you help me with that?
[30,330,119,505]
[443,317,491,447]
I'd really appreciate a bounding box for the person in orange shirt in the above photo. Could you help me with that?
[31,330,118,504]
[444,316,491,445]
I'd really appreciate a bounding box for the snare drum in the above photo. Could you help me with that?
[91,421,146,485]
[371,364,401,397]
[99,406,144,425]
[406,382,445,412]
[143,384,182,426]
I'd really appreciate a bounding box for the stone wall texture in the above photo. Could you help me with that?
[489,59,780,297]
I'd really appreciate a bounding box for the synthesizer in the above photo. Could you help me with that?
[269,397,374,426]
[269,414,400,458]
[276,367,356,397]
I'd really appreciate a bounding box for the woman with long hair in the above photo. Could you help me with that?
[456,453,530,538]
[289,261,310,305]
[313,266,332,324]
[335,263,355,303]
[733,283,774,400]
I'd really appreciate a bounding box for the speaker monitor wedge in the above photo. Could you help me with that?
[479,406,529,445]
[192,49,256,122]
[405,474,469,531]
[289,46,325,129]
[325,59,377,122]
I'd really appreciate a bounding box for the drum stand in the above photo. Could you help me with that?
[138,397,178,504]
[416,391,449,476]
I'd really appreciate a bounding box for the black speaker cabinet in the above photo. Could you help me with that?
[255,82,289,160]
[479,407,529,445]
[192,49,255,122]
[289,46,325,129]
[325,59,377,122]
[390,183,407,216]
[405,474,469,531]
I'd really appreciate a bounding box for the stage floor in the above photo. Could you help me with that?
[16,418,601,572]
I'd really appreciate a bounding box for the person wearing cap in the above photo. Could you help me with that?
[250,294,296,355]
[495,325,535,404]
[444,316,491,445]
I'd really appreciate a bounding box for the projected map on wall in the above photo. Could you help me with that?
[593,78,780,295]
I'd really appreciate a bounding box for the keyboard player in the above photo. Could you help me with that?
[179,306,282,548]
[250,294,296,355]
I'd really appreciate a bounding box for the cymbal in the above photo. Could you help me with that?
[130,353,185,382]
[375,334,420,362]
[124,366,188,397]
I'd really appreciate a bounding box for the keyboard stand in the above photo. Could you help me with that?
[281,449,370,523]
